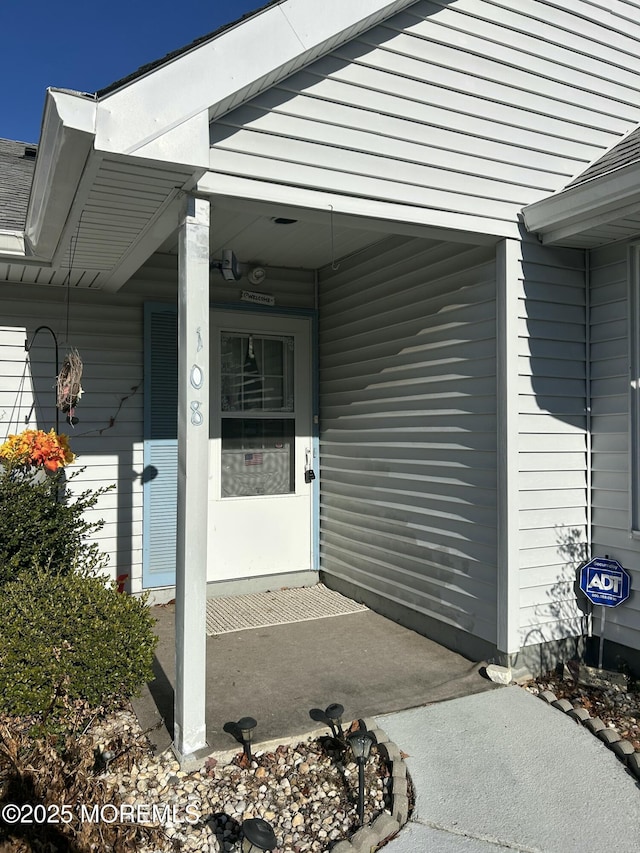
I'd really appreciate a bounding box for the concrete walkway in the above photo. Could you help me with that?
[134,603,640,851]
[377,687,640,852]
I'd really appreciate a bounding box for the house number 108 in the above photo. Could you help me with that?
[190,364,204,426]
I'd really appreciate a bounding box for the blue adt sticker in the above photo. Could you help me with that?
[579,558,631,607]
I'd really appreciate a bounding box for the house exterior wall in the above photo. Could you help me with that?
[209,0,640,238]
[0,281,149,590]
[517,239,589,651]
[589,242,640,654]
[0,252,316,594]
[318,235,499,656]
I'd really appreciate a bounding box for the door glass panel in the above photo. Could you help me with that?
[220,332,296,498]
[221,333,294,412]
[221,419,295,497]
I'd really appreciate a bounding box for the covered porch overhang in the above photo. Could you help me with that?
[5,140,508,762]
[3,121,508,762]
[151,176,502,761]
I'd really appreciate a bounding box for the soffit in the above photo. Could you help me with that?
[0,154,195,289]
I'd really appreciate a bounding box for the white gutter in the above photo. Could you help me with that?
[0,230,26,257]
[522,162,640,245]
[24,89,97,260]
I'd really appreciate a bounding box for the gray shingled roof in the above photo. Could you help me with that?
[0,139,37,230]
[565,124,640,190]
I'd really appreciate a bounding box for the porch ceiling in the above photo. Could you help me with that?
[1,155,496,292]
[160,201,389,270]
[0,174,398,287]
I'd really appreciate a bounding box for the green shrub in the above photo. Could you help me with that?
[0,570,158,719]
[0,466,111,587]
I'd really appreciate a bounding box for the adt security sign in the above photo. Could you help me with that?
[580,558,631,607]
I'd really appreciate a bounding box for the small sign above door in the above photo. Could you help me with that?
[241,290,275,306]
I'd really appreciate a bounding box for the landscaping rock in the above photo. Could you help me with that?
[485,664,512,685]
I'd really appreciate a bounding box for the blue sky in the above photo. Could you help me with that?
[2,1,264,144]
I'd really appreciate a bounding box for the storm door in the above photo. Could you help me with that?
[209,311,313,579]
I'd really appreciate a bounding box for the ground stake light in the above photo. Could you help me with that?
[324,702,345,740]
[101,750,115,772]
[242,817,277,852]
[347,730,376,827]
[237,716,258,762]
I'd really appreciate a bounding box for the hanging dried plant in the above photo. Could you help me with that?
[57,348,83,415]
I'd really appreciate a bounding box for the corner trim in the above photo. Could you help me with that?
[496,238,521,654]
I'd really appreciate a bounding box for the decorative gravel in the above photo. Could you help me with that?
[522,671,640,750]
[91,708,393,852]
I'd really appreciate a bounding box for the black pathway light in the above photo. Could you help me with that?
[242,817,277,852]
[324,702,345,740]
[237,716,258,762]
[347,729,376,827]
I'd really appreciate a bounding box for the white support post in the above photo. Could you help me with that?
[174,194,210,758]
[496,237,521,656]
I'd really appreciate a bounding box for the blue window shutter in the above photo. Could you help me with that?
[143,303,178,588]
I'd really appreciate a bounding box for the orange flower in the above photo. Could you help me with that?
[0,429,76,470]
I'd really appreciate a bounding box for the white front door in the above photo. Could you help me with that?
[209,311,313,581]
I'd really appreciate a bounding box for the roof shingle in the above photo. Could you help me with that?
[0,138,37,230]
[565,124,640,190]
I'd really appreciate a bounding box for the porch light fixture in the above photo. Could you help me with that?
[237,716,257,762]
[325,702,345,740]
[210,248,242,281]
[241,817,277,852]
[272,217,297,225]
[346,729,376,827]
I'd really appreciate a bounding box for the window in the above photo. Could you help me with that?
[219,332,296,497]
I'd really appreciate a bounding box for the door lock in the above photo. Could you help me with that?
[304,448,316,484]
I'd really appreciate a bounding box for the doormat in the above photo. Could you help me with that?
[205,583,368,635]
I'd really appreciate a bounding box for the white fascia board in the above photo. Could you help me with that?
[127,111,210,168]
[522,162,640,244]
[94,0,418,159]
[25,89,96,259]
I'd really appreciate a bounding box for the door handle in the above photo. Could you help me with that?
[304,447,316,483]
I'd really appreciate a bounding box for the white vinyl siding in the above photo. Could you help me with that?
[517,240,588,646]
[210,0,640,237]
[590,242,640,651]
[0,253,315,593]
[318,235,498,646]
[0,283,148,591]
